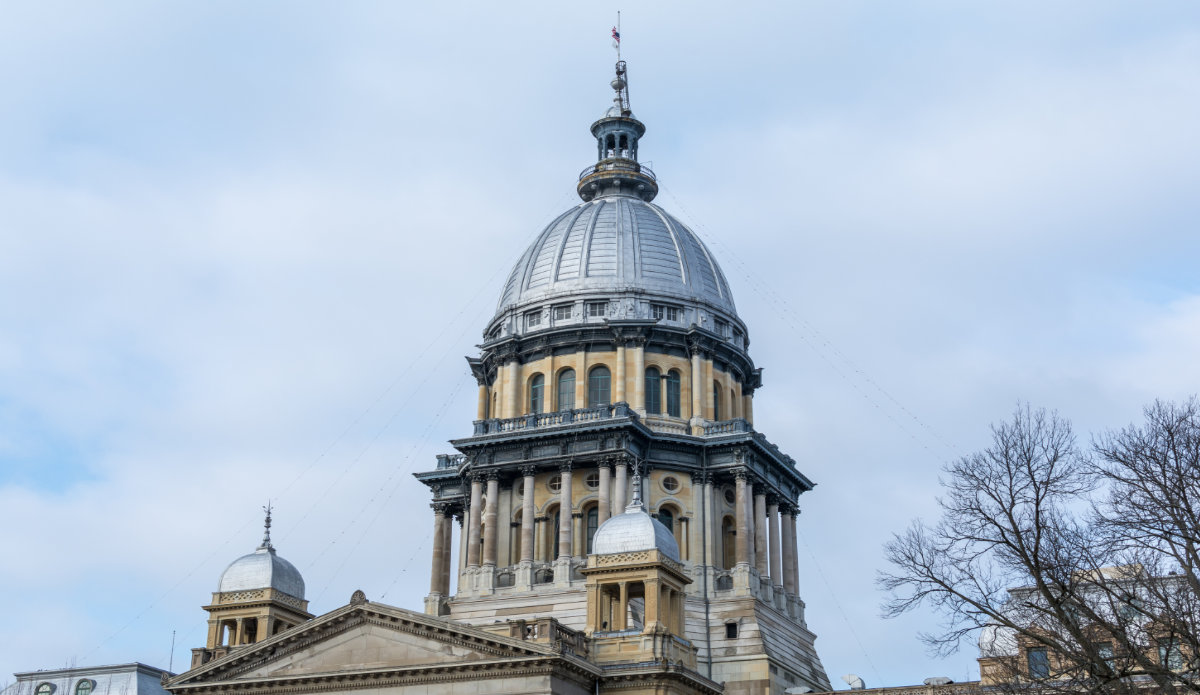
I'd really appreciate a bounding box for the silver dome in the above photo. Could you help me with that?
[494,197,737,320]
[591,509,681,562]
[218,547,306,599]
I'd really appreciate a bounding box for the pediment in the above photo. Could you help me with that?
[170,601,558,689]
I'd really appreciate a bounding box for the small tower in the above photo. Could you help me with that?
[191,506,313,668]
[581,465,696,668]
[577,61,659,203]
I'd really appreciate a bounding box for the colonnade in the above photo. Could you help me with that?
[425,465,803,599]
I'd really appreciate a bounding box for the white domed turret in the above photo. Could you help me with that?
[192,505,314,665]
[591,466,680,562]
[218,546,306,599]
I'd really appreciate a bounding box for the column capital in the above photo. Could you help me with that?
[733,467,752,483]
[431,502,452,516]
[558,460,574,472]
[470,472,487,483]
[766,494,781,507]
[596,458,613,471]
[690,471,710,485]
[485,470,501,481]
[571,512,583,519]
[519,464,538,477]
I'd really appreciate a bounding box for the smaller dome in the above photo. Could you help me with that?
[218,546,305,599]
[592,509,680,562]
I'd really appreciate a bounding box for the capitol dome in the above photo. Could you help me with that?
[218,546,306,599]
[494,197,737,320]
[592,507,681,562]
[482,61,747,347]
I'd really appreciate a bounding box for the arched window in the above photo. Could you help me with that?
[528,373,544,414]
[557,369,576,411]
[712,380,721,420]
[76,682,93,695]
[730,387,737,418]
[586,505,599,554]
[645,367,662,414]
[512,509,523,564]
[36,685,53,695]
[721,516,736,569]
[552,509,561,559]
[657,507,674,533]
[666,370,681,417]
[588,366,611,407]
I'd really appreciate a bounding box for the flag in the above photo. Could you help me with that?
[611,26,620,49]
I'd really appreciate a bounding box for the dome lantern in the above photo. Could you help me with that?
[577,61,659,203]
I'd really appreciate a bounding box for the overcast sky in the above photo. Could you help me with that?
[2,1,1199,688]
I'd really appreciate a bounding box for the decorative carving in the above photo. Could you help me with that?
[350,589,367,605]
[431,502,452,515]
[519,464,537,477]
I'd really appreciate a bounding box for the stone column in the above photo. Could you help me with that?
[615,342,626,403]
[633,339,646,412]
[457,513,467,575]
[483,473,499,566]
[429,504,447,595]
[520,467,535,563]
[617,581,629,629]
[704,359,715,420]
[558,464,573,559]
[702,476,718,567]
[754,490,768,575]
[476,380,489,420]
[689,348,703,421]
[598,462,612,524]
[644,578,660,633]
[787,509,801,593]
[768,499,782,588]
[690,473,706,566]
[743,393,754,425]
[466,475,483,567]
[613,459,628,512]
[781,505,797,595]
[734,471,750,566]
[442,513,455,594]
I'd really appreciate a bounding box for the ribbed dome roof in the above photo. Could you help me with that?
[495,197,737,319]
[591,509,681,562]
[218,546,305,599]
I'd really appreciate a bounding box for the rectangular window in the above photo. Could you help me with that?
[525,311,542,328]
[651,304,681,321]
[1027,648,1050,679]
[715,318,729,336]
[553,305,573,321]
[1159,639,1183,671]
[586,301,607,318]
[725,622,738,639]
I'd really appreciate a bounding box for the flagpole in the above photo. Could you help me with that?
[617,11,621,63]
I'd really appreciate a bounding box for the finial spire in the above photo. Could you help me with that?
[260,502,274,550]
[626,459,645,513]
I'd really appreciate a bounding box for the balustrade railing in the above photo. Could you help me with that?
[435,454,466,469]
[578,160,656,182]
[703,418,752,435]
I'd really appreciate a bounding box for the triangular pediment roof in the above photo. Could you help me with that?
[167,598,597,693]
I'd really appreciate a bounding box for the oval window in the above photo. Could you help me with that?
[662,476,680,493]
[585,472,600,489]
[548,474,562,493]
[724,488,735,505]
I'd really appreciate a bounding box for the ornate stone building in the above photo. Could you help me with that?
[414,61,830,694]
[164,60,830,695]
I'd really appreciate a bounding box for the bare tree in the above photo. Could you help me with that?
[879,402,1200,694]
